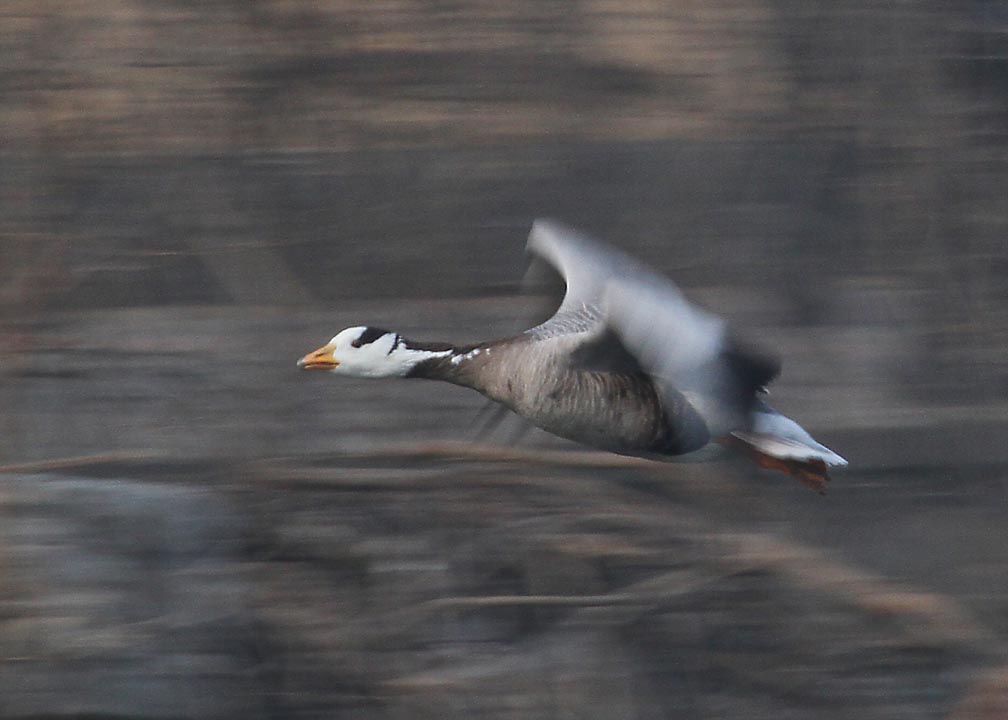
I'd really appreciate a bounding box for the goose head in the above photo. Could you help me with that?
[298,326,451,378]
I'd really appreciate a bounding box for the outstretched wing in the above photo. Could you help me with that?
[526,219,779,436]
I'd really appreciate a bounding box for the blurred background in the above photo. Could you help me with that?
[2,1,1008,717]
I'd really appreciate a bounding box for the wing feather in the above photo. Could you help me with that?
[526,218,777,436]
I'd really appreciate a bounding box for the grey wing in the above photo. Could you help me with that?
[527,219,778,437]
[527,218,662,314]
[523,218,654,342]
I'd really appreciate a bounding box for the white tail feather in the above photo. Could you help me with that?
[739,405,848,466]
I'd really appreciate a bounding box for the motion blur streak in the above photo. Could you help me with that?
[1,2,1007,718]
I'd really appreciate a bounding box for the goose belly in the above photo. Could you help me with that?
[499,370,674,454]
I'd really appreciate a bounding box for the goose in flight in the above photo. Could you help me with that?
[298,220,846,492]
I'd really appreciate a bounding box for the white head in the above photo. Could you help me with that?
[297,326,451,378]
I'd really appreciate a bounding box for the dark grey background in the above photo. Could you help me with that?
[2,2,1007,717]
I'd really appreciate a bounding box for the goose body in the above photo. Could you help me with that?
[299,220,846,492]
[412,333,689,457]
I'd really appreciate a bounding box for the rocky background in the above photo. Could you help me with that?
[2,1,1008,718]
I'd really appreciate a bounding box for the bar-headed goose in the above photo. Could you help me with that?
[299,220,846,492]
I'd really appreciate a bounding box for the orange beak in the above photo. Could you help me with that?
[297,343,338,370]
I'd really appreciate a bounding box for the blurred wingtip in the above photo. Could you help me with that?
[527,217,570,250]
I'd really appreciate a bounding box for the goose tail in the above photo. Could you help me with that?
[721,403,847,494]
